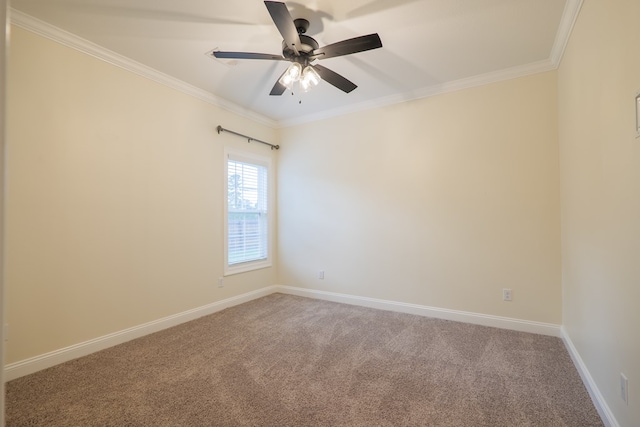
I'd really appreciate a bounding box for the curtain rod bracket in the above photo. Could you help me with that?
[216,125,279,150]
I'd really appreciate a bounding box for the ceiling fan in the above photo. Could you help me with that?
[213,1,383,95]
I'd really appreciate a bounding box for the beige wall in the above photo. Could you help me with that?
[558,0,640,425]
[278,71,561,324]
[1,0,7,423]
[5,26,278,364]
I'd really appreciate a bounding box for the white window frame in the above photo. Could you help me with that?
[224,148,273,276]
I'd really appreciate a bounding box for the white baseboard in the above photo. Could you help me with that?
[6,285,612,426]
[561,327,619,427]
[5,284,562,381]
[4,286,278,381]
[276,285,562,337]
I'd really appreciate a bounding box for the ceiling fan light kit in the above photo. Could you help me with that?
[212,1,382,97]
[278,61,321,93]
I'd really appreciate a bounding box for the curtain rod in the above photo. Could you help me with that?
[216,125,279,150]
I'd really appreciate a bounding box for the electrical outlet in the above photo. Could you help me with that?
[621,373,629,405]
[218,277,224,288]
[502,288,512,301]
[318,270,324,280]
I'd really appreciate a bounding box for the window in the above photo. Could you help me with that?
[224,150,271,275]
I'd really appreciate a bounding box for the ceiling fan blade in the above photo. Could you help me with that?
[264,1,302,54]
[269,73,288,96]
[213,51,286,60]
[313,64,357,93]
[311,34,382,60]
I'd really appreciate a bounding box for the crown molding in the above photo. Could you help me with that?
[279,59,556,128]
[9,1,582,130]
[8,9,278,129]
[280,0,584,129]
[550,0,584,67]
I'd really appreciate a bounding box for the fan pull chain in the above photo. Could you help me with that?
[289,89,303,104]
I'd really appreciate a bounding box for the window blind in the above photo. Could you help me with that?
[227,157,268,266]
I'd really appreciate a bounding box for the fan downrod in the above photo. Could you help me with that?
[294,18,309,34]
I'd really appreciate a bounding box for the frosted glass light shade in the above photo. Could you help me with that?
[300,66,321,92]
[278,62,302,89]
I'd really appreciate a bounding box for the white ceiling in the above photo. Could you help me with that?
[9,0,580,127]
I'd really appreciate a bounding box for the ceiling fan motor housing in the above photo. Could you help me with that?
[282,35,319,60]
[282,18,318,62]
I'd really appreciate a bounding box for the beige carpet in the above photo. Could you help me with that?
[7,293,603,426]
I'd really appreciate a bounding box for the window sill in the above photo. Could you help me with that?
[224,260,272,276]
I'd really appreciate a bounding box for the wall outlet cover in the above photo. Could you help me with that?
[636,90,640,138]
[621,373,629,404]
